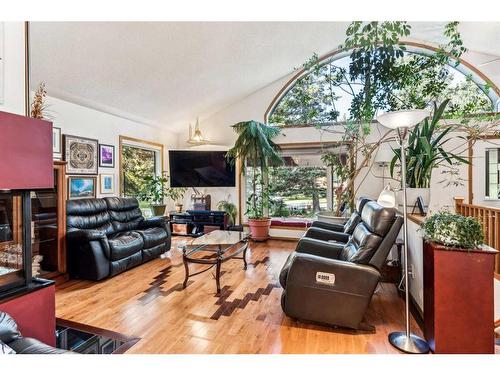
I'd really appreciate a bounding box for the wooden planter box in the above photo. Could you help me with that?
[423,241,498,353]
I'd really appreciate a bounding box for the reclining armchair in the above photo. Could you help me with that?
[305,197,371,243]
[279,201,402,329]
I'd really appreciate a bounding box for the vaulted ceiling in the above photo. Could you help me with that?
[30,22,500,133]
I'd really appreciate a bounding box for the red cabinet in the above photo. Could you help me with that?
[423,241,497,353]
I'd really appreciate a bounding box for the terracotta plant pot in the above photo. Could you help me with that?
[248,218,271,241]
[151,204,166,216]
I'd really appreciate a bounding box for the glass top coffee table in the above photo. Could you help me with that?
[180,230,249,294]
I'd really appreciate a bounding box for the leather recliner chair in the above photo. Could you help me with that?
[279,201,403,329]
[0,311,68,354]
[304,197,372,243]
[66,197,171,281]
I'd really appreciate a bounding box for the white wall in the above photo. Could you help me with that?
[45,95,179,199]
[0,22,26,115]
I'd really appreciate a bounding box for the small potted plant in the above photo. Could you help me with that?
[138,172,170,216]
[217,198,238,227]
[421,211,483,250]
[226,120,283,241]
[167,187,188,213]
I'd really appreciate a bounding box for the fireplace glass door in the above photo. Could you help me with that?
[0,192,25,292]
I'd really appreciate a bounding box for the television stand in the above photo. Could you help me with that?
[169,210,227,237]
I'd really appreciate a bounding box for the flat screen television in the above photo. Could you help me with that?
[169,150,236,187]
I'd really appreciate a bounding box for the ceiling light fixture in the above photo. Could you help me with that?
[187,117,210,145]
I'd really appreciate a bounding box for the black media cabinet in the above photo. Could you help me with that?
[169,210,227,237]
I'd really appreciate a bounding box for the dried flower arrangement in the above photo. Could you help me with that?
[30,82,49,119]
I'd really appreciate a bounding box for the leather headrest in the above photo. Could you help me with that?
[66,198,107,216]
[356,197,371,214]
[105,197,139,211]
[361,201,396,236]
[0,312,21,344]
[343,212,361,234]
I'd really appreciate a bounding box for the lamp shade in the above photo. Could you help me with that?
[374,143,394,164]
[376,109,429,130]
[377,185,396,208]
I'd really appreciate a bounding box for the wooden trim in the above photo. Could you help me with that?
[495,273,500,281]
[54,162,67,273]
[24,21,30,117]
[264,41,500,124]
[118,135,165,197]
[268,236,300,242]
[495,319,500,328]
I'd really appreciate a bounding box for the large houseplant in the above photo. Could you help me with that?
[390,100,468,211]
[226,120,283,241]
[138,172,179,216]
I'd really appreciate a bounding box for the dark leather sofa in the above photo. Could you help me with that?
[0,311,67,354]
[279,200,402,329]
[66,197,171,281]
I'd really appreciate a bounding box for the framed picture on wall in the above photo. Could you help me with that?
[68,176,97,200]
[63,134,99,175]
[99,144,115,168]
[99,173,115,195]
[52,127,62,157]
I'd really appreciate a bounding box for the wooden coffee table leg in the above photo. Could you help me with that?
[215,258,221,294]
[242,242,248,270]
[182,253,189,289]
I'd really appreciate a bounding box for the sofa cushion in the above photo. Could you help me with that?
[66,198,114,235]
[105,197,144,232]
[340,223,383,264]
[108,231,144,261]
[0,312,21,344]
[135,227,168,248]
[361,201,396,237]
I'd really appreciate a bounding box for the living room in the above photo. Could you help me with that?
[1,1,500,372]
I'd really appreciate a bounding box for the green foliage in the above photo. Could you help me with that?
[269,199,291,217]
[122,145,156,197]
[138,172,186,206]
[227,121,283,219]
[138,173,169,205]
[268,166,327,214]
[390,100,469,188]
[421,211,483,249]
[217,199,238,226]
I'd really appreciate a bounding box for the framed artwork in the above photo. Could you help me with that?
[68,176,97,200]
[100,173,115,195]
[99,144,115,168]
[63,134,99,175]
[52,127,62,157]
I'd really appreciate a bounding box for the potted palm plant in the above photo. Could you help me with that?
[226,120,283,241]
[167,187,187,213]
[390,99,468,212]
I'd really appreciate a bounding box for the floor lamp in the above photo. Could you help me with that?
[376,109,430,354]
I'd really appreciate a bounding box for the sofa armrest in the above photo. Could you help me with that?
[287,253,381,296]
[311,221,345,232]
[140,216,169,232]
[66,228,107,242]
[305,227,350,243]
[295,237,344,259]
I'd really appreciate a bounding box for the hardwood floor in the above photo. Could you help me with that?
[55,238,424,354]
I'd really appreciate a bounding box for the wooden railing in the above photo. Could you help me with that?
[454,197,500,274]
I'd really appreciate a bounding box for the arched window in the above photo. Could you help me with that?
[267,43,499,127]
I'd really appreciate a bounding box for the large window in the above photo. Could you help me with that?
[269,46,498,127]
[119,136,163,211]
[243,144,347,221]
